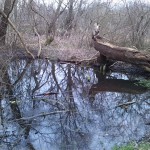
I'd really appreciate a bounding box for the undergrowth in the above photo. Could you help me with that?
[113,142,150,150]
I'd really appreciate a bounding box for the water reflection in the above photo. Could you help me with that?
[0,59,150,150]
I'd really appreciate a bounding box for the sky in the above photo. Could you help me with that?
[43,0,150,4]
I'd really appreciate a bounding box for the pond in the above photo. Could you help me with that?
[0,59,150,150]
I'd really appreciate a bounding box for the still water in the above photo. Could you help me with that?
[0,59,150,150]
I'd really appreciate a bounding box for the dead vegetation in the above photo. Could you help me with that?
[0,0,150,66]
[15,32,98,61]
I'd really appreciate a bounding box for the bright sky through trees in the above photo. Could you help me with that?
[43,0,150,5]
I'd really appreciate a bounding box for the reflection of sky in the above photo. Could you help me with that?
[110,72,129,80]
[1,60,150,150]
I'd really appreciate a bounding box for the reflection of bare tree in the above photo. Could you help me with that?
[59,64,87,149]
[90,79,148,95]
[1,62,35,149]
[0,59,149,150]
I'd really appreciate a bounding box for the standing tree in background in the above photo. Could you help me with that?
[123,0,150,49]
[47,0,64,39]
[0,0,16,45]
[65,0,75,31]
[29,0,65,44]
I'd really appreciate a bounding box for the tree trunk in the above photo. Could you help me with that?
[65,0,74,30]
[93,35,150,72]
[46,0,64,40]
[0,0,16,45]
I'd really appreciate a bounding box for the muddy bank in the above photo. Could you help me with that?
[0,46,149,76]
[0,43,150,77]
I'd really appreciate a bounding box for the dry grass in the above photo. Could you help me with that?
[21,32,98,61]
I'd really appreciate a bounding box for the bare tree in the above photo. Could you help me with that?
[47,0,64,38]
[29,0,66,43]
[65,0,75,30]
[123,0,150,49]
[0,0,16,45]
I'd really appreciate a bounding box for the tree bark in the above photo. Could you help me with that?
[93,35,150,72]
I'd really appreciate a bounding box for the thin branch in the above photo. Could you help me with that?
[9,0,17,16]
[116,101,136,108]
[30,5,49,26]
[14,110,75,121]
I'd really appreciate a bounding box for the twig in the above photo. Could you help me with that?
[0,10,35,59]
[116,101,136,108]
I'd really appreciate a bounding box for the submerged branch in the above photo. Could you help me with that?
[14,110,76,121]
[116,101,136,108]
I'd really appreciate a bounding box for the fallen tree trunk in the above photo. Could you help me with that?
[92,35,150,72]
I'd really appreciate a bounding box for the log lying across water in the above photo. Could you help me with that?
[92,35,150,72]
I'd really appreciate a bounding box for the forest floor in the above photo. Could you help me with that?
[22,34,99,62]
[0,34,150,77]
[0,33,99,63]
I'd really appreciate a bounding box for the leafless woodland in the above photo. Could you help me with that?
[0,1,150,149]
[0,0,150,53]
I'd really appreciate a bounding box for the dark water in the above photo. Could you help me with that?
[0,59,150,150]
